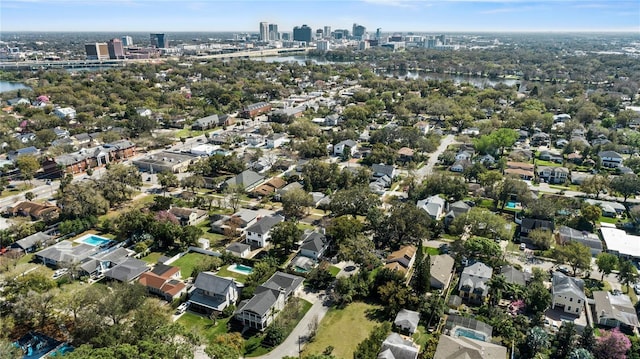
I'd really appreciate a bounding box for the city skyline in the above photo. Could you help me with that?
[0,0,638,33]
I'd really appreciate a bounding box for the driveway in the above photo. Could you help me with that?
[252,290,330,359]
[416,134,457,181]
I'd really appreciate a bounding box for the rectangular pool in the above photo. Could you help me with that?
[75,234,112,247]
[228,263,253,275]
[454,327,487,342]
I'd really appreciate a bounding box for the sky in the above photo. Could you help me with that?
[1,0,639,33]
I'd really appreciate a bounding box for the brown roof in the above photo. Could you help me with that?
[139,272,186,296]
[397,147,415,156]
[252,177,287,196]
[385,245,417,273]
[506,161,534,170]
[161,280,186,296]
[504,168,535,177]
[9,201,60,218]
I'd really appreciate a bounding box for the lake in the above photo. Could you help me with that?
[0,81,30,93]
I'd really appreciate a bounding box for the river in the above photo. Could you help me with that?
[0,81,31,94]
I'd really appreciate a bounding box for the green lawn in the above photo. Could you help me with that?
[424,247,440,255]
[177,312,230,343]
[141,252,163,264]
[302,302,383,359]
[17,253,35,265]
[535,160,563,167]
[598,216,620,224]
[172,252,210,279]
[216,265,248,284]
[329,266,341,277]
[412,325,431,348]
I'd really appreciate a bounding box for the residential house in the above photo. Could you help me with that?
[509,150,533,162]
[234,271,304,331]
[225,242,251,258]
[394,309,421,335]
[557,226,602,256]
[378,333,419,359]
[224,170,265,191]
[251,177,287,198]
[430,254,455,290]
[450,159,471,173]
[537,166,569,184]
[444,201,471,226]
[551,272,586,315]
[539,150,563,163]
[15,133,36,144]
[7,201,60,221]
[53,107,76,120]
[505,161,535,180]
[136,108,152,117]
[500,265,530,287]
[333,139,358,157]
[324,114,340,126]
[384,245,417,277]
[433,335,507,359]
[571,172,592,185]
[592,291,640,330]
[266,133,288,148]
[35,240,100,268]
[414,121,431,135]
[372,163,396,179]
[417,195,447,220]
[461,127,480,136]
[245,133,265,147]
[191,114,219,130]
[520,218,554,241]
[7,146,39,161]
[167,207,208,226]
[275,182,304,201]
[566,152,583,164]
[138,264,186,301]
[598,151,624,168]
[299,231,328,260]
[11,232,52,253]
[79,247,134,278]
[188,272,239,313]
[459,262,493,304]
[556,139,570,148]
[211,208,274,235]
[585,199,626,217]
[246,215,285,247]
[478,154,496,166]
[241,102,272,118]
[531,132,550,146]
[397,147,415,162]
[104,258,149,282]
[455,150,474,162]
[553,114,571,123]
[7,97,30,106]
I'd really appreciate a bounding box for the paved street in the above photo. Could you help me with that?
[252,290,329,359]
[416,133,457,181]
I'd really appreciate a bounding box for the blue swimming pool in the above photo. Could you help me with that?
[454,327,487,342]
[506,201,520,209]
[77,234,112,247]
[228,263,253,275]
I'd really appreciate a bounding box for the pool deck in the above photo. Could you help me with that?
[227,264,253,275]
[73,234,111,246]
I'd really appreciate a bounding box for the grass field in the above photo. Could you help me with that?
[172,252,210,279]
[177,312,229,343]
[141,252,163,264]
[424,247,440,255]
[216,265,249,283]
[302,302,383,359]
[329,266,341,277]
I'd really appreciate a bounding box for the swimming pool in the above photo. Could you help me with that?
[76,234,112,247]
[505,201,520,209]
[228,263,253,275]
[454,327,487,342]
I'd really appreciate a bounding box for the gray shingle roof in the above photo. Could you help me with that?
[225,170,265,189]
[300,232,327,253]
[552,272,585,301]
[104,258,149,282]
[246,215,284,235]
[394,309,421,334]
[14,232,51,251]
[194,272,236,295]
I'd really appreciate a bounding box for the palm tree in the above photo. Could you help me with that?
[487,274,508,306]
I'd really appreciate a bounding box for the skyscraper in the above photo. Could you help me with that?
[85,43,109,60]
[121,35,133,46]
[150,33,168,48]
[324,26,331,38]
[268,24,279,41]
[107,38,125,59]
[293,25,312,43]
[259,22,269,41]
[315,28,324,39]
[352,23,366,40]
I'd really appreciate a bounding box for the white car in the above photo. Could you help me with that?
[175,302,189,315]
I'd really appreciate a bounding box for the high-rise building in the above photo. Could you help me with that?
[150,33,168,48]
[259,22,269,41]
[281,33,291,41]
[268,24,279,41]
[315,28,324,39]
[85,43,109,60]
[324,26,331,38]
[317,40,330,51]
[121,35,133,46]
[293,25,312,43]
[333,29,349,39]
[376,28,381,40]
[352,23,366,40]
[107,38,125,59]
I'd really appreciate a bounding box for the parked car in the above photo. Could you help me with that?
[520,243,527,250]
[557,266,570,275]
[634,283,640,295]
[175,302,189,315]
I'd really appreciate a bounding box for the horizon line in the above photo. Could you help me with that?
[2,29,639,34]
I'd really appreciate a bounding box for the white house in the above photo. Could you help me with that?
[551,272,586,315]
[188,272,239,313]
[417,195,447,220]
[245,215,284,247]
[299,232,328,260]
[537,166,569,184]
[459,262,493,304]
[598,151,623,168]
[53,107,76,120]
[333,139,357,157]
[266,133,289,148]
